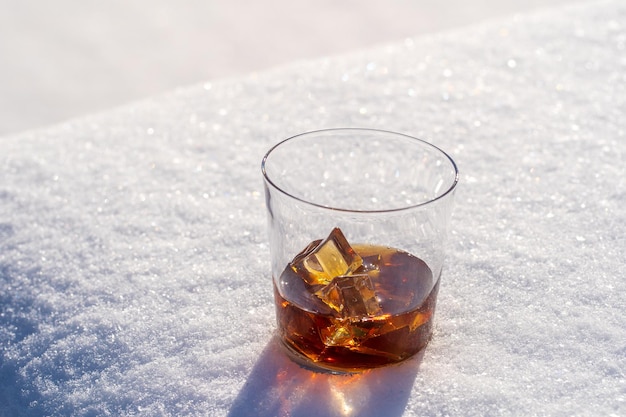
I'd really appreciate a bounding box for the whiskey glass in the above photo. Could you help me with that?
[262,128,458,372]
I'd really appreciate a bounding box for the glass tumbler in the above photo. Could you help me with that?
[262,128,458,372]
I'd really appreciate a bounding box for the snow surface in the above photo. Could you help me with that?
[1,0,625,415]
[0,0,580,136]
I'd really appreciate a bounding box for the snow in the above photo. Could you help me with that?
[1,0,625,415]
[0,0,580,136]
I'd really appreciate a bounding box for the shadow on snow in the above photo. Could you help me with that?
[228,335,423,417]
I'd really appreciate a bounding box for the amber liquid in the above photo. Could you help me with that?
[274,244,439,372]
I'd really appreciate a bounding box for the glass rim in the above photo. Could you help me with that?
[261,128,459,214]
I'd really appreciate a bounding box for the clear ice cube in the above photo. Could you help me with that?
[320,319,356,347]
[316,274,382,318]
[319,318,370,347]
[355,253,381,279]
[290,228,363,286]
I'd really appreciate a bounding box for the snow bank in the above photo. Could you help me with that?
[1,0,624,415]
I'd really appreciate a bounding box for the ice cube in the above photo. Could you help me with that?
[320,320,356,347]
[314,280,343,312]
[320,318,369,347]
[354,253,381,279]
[290,239,323,272]
[290,228,363,286]
[316,274,382,318]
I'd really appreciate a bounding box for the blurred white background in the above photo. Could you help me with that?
[0,0,579,136]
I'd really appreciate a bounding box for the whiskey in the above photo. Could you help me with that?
[274,240,438,372]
